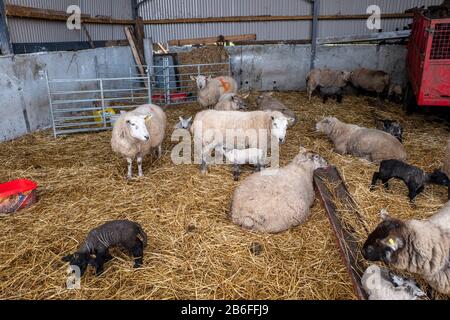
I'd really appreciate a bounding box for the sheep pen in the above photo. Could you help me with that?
[0,92,449,300]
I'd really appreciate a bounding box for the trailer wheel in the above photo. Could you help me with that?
[404,82,418,114]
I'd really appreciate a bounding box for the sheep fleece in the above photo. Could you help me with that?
[394,219,450,294]
[442,140,450,178]
[230,164,316,233]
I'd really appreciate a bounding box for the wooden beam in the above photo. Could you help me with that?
[134,16,146,64]
[0,0,12,55]
[124,26,147,88]
[313,166,369,300]
[5,4,134,25]
[168,34,256,46]
[145,13,414,25]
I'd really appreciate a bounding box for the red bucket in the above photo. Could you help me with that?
[0,179,38,214]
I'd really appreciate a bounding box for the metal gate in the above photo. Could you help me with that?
[46,61,231,137]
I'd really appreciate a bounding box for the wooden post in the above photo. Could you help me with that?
[134,16,146,64]
[0,0,12,55]
[124,26,147,88]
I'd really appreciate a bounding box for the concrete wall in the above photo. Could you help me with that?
[0,46,135,141]
[0,43,407,142]
[228,44,407,91]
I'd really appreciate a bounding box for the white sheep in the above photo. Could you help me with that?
[221,146,267,181]
[174,116,193,130]
[316,116,407,163]
[214,93,247,111]
[306,68,351,101]
[363,205,450,294]
[230,148,328,233]
[111,104,167,179]
[190,109,289,174]
[361,265,426,300]
[190,75,238,108]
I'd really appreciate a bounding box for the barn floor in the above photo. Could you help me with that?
[0,92,449,300]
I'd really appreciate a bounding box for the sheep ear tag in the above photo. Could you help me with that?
[145,115,153,124]
[388,238,396,246]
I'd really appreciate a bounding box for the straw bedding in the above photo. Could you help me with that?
[0,92,449,300]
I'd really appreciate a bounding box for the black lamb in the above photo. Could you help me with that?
[375,119,404,143]
[62,220,148,276]
[370,160,450,202]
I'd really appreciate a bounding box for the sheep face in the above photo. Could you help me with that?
[62,252,90,276]
[380,120,403,143]
[126,114,152,142]
[255,92,273,106]
[294,148,328,169]
[340,70,351,82]
[362,218,406,264]
[191,75,210,90]
[315,117,337,135]
[175,116,193,129]
[231,95,247,110]
[271,115,288,144]
[428,170,450,186]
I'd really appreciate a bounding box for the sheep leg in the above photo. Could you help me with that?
[336,94,343,104]
[127,158,133,179]
[131,239,144,268]
[92,250,107,276]
[233,162,240,181]
[137,155,143,178]
[381,178,390,190]
[370,172,380,191]
[157,144,162,158]
[255,163,262,172]
[322,95,328,104]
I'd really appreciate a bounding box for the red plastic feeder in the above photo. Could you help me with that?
[152,93,189,104]
[0,179,38,214]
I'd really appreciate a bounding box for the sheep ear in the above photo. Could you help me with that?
[179,116,183,122]
[242,93,250,99]
[379,209,390,221]
[190,76,197,81]
[62,254,73,262]
[187,117,192,122]
[381,236,402,251]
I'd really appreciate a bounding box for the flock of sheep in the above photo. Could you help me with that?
[62,68,450,299]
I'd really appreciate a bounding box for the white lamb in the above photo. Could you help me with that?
[191,75,238,108]
[221,146,267,181]
[111,104,167,179]
[230,148,328,233]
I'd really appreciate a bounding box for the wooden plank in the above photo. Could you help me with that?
[317,30,411,45]
[168,34,256,46]
[313,166,369,300]
[124,26,147,88]
[5,4,134,25]
[82,25,95,49]
[145,13,414,25]
[134,17,146,64]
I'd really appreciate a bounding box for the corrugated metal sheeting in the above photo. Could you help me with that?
[139,0,444,43]
[5,0,133,43]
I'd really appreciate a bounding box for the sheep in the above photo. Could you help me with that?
[220,146,267,181]
[370,159,450,202]
[191,110,289,174]
[62,220,148,276]
[388,83,404,103]
[230,148,328,233]
[174,116,193,130]
[442,140,450,178]
[350,68,391,98]
[361,264,426,300]
[111,104,167,179]
[362,207,450,294]
[315,116,407,163]
[214,93,247,111]
[319,86,344,104]
[306,68,351,101]
[255,92,298,127]
[190,75,238,108]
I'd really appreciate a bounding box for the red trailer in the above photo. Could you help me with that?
[405,11,450,110]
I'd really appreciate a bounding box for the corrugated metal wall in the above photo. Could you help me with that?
[5,0,133,43]
[139,0,444,43]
